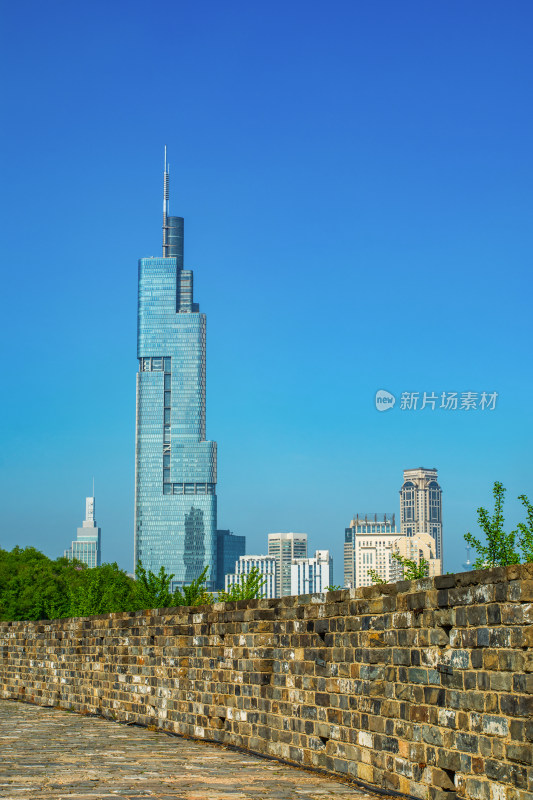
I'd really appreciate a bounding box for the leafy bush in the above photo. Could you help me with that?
[464,482,533,568]
[0,548,265,620]
[217,567,265,602]
[368,551,429,585]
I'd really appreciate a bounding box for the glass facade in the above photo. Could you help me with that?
[216,530,246,591]
[135,205,218,590]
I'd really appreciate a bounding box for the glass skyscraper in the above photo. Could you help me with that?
[134,152,218,590]
[216,530,246,591]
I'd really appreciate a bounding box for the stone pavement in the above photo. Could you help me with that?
[0,700,389,800]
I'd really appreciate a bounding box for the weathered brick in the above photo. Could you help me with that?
[1,566,532,800]
[506,743,533,765]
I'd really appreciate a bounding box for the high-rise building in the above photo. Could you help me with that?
[225,555,276,599]
[290,549,333,596]
[399,467,443,561]
[267,532,307,597]
[134,151,218,590]
[389,533,441,581]
[64,495,101,568]
[216,530,246,591]
[343,513,398,588]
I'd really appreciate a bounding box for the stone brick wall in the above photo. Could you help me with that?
[1,565,532,800]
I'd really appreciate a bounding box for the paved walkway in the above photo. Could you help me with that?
[0,700,387,800]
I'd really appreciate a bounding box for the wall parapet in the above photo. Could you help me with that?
[1,564,533,800]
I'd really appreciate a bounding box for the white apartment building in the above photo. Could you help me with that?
[268,532,307,597]
[224,554,276,599]
[290,550,333,596]
[400,467,443,560]
[344,514,397,588]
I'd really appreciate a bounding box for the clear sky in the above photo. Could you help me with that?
[1,0,532,582]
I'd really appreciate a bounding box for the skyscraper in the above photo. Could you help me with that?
[399,467,443,561]
[267,532,307,597]
[134,150,218,590]
[64,494,101,568]
[216,529,246,591]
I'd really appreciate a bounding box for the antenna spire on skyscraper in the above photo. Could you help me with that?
[163,145,170,255]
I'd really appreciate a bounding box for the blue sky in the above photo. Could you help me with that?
[1,0,532,581]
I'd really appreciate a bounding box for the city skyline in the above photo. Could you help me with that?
[1,2,532,585]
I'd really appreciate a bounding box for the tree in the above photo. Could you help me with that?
[0,547,88,621]
[134,561,175,608]
[173,565,214,606]
[367,551,429,585]
[367,570,386,585]
[516,494,533,564]
[67,563,136,617]
[393,551,430,581]
[217,567,265,601]
[464,482,521,568]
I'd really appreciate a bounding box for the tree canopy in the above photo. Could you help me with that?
[0,547,265,621]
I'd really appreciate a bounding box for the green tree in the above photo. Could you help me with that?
[393,551,429,580]
[0,547,86,621]
[367,551,429,585]
[464,482,521,568]
[173,565,213,606]
[67,563,136,617]
[134,561,175,608]
[217,567,265,601]
[516,494,533,564]
[367,569,386,585]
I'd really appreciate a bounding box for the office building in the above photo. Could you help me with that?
[134,151,218,590]
[268,532,307,597]
[343,513,398,588]
[64,495,101,568]
[400,467,443,560]
[225,555,276,599]
[216,530,246,591]
[389,533,441,580]
[290,549,333,595]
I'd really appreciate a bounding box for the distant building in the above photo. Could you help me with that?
[400,467,443,560]
[268,532,307,597]
[225,555,276,599]
[216,530,246,590]
[64,495,101,568]
[389,533,441,580]
[344,513,397,588]
[290,550,333,595]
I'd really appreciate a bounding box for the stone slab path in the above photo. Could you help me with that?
[0,700,388,800]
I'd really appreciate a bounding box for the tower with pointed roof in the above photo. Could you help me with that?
[64,493,101,568]
[134,151,218,590]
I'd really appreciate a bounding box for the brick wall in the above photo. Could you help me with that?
[1,564,532,800]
